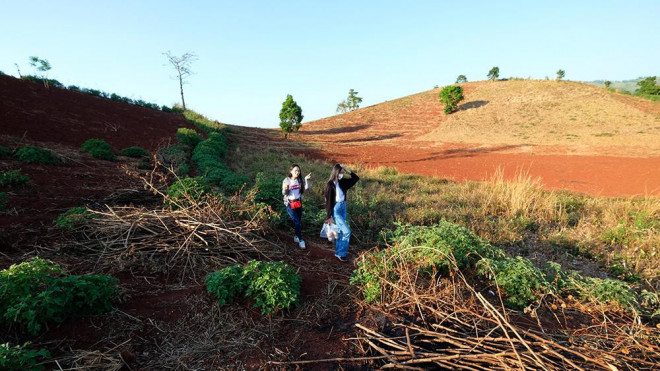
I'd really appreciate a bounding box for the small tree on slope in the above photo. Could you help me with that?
[439,85,464,114]
[279,94,304,139]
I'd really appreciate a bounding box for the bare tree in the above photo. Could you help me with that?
[164,51,197,110]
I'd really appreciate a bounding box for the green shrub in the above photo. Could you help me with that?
[176,128,203,148]
[252,171,285,207]
[0,257,118,334]
[80,139,116,161]
[439,85,464,114]
[0,342,50,371]
[582,277,638,310]
[477,256,550,309]
[53,206,95,230]
[0,145,12,158]
[158,143,190,175]
[206,260,301,315]
[205,265,246,305]
[242,260,301,315]
[166,177,211,208]
[120,146,150,158]
[15,146,60,165]
[0,192,7,211]
[387,221,504,270]
[352,221,505,303]
[0,169,30,187]
[192,132,247,193]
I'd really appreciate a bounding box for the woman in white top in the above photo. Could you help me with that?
[282,164,311,249]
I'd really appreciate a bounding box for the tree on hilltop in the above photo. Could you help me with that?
[439,85,464,114]
[336,89,363,113]
[164,51,197,111]
[604,80,612,88]
[279,94,304,139]
[556,69,565,81]
[635,76,660,96]
[29,56,51,88]
[487,67,499,81]
[456,75,467,83]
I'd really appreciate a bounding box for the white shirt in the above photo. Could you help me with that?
[334,181,345,202]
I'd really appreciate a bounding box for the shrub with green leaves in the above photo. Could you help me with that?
[477,256,551,309]
[166,177,211,208]
[439,85,464,114]
[352,221,505,303]
[0,257,119,334]
[582,277,638,310]
[205,265,247,305]
[53,206,95,231]
[80,139,116,161]
[0,342,50,371]
[158,143,190,175]
[0,169,30,187]
[242,260,301,315]
[176,127,203,148]
[192,132,246,193]
[15,146,60,165]
[206,260,301,315]
[120,146,150,158]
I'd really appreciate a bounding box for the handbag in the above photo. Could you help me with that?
[289,199,302,209]
[320,222,339,242]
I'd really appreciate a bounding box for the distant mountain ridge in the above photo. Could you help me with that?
[585,75,659,92]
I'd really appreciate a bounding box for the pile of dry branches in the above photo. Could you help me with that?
[350,263,660,370]
[64,195,283,281]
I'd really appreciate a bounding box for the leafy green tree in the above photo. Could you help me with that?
[164,51,197,110]
[439,85,464,114]
[487,66,499,81]
[636,76,660,95]
[336,89,363,113]
[28,56,51,88]
[556,69,565,81]
[279,94,304,139]
[336,100,349,114]
[604,80,612,88]
[456,75,467,83]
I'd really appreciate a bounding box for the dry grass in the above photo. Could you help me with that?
[420,80,660,156]
[292,80,660,157]
[345,253,660,370]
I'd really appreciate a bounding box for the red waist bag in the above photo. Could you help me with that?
[289,200,302,209]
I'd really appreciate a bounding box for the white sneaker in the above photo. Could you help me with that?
[299,240,306,249]
[293,236,300,243]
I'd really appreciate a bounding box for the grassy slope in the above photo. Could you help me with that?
[298,80,660,156]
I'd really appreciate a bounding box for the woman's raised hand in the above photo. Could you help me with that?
[305,172,312,180]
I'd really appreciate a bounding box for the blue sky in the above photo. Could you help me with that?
[1,1,658,128]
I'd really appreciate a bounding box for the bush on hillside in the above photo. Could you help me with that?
[176,128,203,148]
[206,260,301,315]
[477,256,551,309]
[0,169,30,187]
[205,265,247,305]
[80,139,116,161]
[54,206,97,231]
[192,132,247,193]
[15,146,60,165]
[166,177,212,208]
[121,146,150,158]
[158,143,190,175]
[0,257,118,334]
[243,261,301,315]
[0,342,50,371]
[439,85,464,114]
